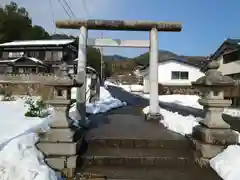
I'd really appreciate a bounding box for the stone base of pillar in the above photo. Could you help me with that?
[190,125,238,167]
[145,113,163,123]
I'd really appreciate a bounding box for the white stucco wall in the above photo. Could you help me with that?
[143,61,204,93]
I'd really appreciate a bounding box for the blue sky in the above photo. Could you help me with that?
[2,0,240,57]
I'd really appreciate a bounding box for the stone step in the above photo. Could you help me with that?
[87,138,191,150]
[77,166,221,180]
[80,147,194,168]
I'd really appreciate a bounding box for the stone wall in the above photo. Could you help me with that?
[0,83,53,100]
[0,74,58,100]
[159,85,202,96]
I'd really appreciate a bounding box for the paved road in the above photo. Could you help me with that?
[105,85,240,132]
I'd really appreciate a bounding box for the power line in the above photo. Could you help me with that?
[62,0,76,18]
[82,0,90,17]
[56,0,72,19]
[100,32,104,80]
[49,0,56,33]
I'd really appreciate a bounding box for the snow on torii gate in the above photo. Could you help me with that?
[56,19,182,122]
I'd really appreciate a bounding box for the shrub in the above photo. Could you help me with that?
[24,98,49,118]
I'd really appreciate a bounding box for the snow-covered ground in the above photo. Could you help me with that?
[146,94,240,118]
[0,98,58,180]
[69,86,126,119]
[71,80,126,115]
[0,84,125,180]
[210,145,240,180]
[111,82,240,118]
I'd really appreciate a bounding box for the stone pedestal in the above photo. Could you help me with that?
[37,62,83,178]
[191,60,239,167]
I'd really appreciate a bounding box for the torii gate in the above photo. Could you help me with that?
[56,19,182,123]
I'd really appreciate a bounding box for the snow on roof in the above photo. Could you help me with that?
[0,39,75,47]
[27,57,44,64]
[0,57,44,64]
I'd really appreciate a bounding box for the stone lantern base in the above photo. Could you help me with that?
[191,125,239,167]
[37,99,84,178]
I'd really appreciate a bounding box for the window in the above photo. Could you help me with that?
[31,68,36,73]
[171,71,189,80]
[223,51,240,64]
[27,51,40,58]
[45,51,52,61]
[1,52,8,58]
[228,73,240,80]
[8,52,24,58]
[44,51,63,61]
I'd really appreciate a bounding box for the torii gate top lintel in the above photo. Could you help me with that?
[56,19,182,32]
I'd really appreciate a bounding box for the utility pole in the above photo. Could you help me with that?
[100,32,104,81]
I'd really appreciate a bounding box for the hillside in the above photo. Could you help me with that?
[104,54,129,62]
[132,50,208,68]
[103,50,208,76]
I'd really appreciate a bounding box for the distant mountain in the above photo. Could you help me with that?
[104,54,128,61]
[132,50,208,68]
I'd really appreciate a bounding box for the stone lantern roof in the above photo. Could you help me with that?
[192,60,234,88]
[44,62,83,88]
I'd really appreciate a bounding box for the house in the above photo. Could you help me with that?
[0,39,78,74]
[135,58,207,93]
[209,39,240,78]
[207,38,240,106]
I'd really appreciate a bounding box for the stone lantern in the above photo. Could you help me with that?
[37,62,84,178]
[45,62,79,106]
[191,60,239,166]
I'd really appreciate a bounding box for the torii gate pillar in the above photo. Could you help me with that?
[56,19,182,122]
[75,26,88,122]
[149,27,159,117]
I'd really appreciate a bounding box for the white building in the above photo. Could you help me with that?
[207,39,240,78]
[204,38,240,106]
[135,59,205,93]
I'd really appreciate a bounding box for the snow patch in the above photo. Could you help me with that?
[0,133,58,180]
[70,86,126,116]
[210,145,240,180]
[152,94,240,118]
[119,84,143,92]
[142,106,201,135]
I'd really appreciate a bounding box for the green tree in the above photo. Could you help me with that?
[87,46,101,74]
[104,61,113,78]
[0,1,49,43]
